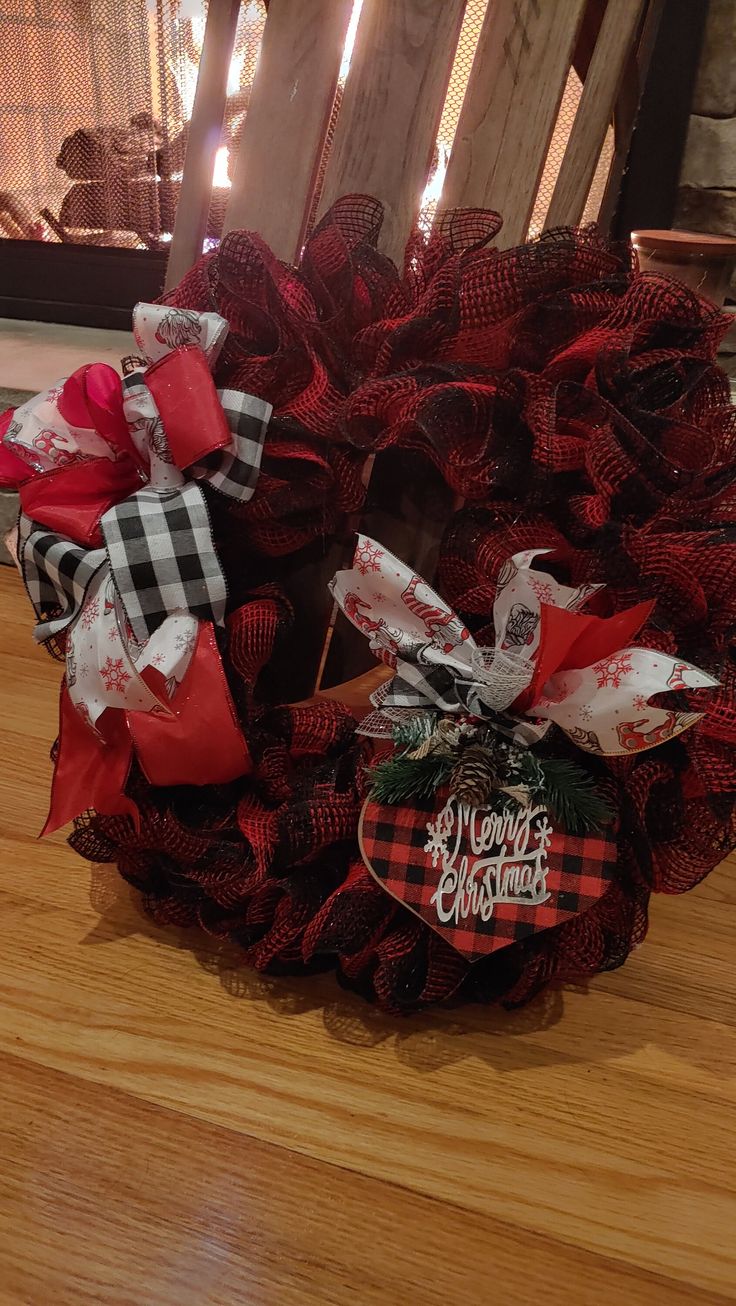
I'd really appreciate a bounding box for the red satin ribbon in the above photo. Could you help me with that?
[145,347,231,468]
[19,457,142,548]
[57,363,138,465]
[43,687,137,836]
[128,623,252,785]
[0,411,33,486]
[513,599,655,714]
[0,354,255,832]
[43,624,252,835]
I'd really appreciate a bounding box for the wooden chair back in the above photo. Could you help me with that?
[165,0,661,697]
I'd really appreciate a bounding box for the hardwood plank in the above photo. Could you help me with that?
[0,856,735,1297]
[2,569,736,1302]
[223,0,353,260]
[2,1054,724,1306]
[442,0,586,247]
[545,0,646,229]
[316,0,466,265]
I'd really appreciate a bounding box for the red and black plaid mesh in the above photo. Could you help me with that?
[361,797,619,962]
[68,195,736,1014]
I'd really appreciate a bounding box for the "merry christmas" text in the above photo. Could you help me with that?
[426,797,552,925]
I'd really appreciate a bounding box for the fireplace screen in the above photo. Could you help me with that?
[0,0,621,262]
[0,0,266,250]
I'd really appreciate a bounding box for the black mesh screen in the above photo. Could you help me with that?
[0,0,266,249]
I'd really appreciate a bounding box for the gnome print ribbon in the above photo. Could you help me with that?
[330,536,717,756]
[0,303,272,832]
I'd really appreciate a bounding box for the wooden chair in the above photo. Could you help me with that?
[163,0,662,699]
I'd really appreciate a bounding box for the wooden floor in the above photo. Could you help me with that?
[1,565,735,1305]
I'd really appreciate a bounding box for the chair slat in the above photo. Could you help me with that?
[164,0,241,290]
[442,0,586,247]
[224,0,353,261]
[545,0,646,229]
[598,0,664,232]
[317,0,466,266]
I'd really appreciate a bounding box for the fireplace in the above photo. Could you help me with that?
[0,0,268,323]
[0,0,267,248]
[0,0,703,328]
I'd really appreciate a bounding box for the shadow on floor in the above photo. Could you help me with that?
[81,859,730,1083]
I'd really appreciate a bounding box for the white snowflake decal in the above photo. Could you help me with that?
[579,704,593,722]
[592,652,634,689]
[534,814,554,853]
[355,540,383,576]
[424,822,449,869]
[424,802,455,868]
[100,656,131,693]
[152,652,166,668]
[80,598,100,631]
[530,578,555,605]
[174,629,197,654]
[633,693,649,712]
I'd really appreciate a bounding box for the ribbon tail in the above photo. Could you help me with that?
[536,649,719,755]
[127,622,251,785]
[42,686,137,836]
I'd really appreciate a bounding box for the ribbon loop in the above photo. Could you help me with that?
[101,482,228,643]
[132,303,229,366]
[19,515,107,643]
[331,535,718,757]
[1,300,266,832]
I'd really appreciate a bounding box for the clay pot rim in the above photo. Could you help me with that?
[632,228,736,258]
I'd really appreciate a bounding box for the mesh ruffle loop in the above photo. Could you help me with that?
[68,195,735,1014]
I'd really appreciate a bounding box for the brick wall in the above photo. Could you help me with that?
[677,0,736,246]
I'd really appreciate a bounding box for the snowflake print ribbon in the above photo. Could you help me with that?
[0,302,268,833]
[330,536,717,757]
[66,568,198,729]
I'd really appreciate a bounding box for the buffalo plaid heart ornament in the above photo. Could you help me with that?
[359,792,618,962]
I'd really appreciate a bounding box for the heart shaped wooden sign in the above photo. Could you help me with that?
[359,792,618,962]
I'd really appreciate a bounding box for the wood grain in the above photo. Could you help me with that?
[1,566,735,1305]
[545,0,646,228]
[164,0,241,289]
[223,0,353,261]
[598,0,664,233]
[317,0,465,265]
[442,0,586,247]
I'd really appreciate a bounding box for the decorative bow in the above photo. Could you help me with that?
[0,303,272,833]
[330,536,717,756]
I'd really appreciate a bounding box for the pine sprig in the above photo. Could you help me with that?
[391,713,436,751]
[534,756,613,835]
[368,711,613,834]
[369,752,453,805]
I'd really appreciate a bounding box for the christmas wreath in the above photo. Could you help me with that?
[2,196,735,1013]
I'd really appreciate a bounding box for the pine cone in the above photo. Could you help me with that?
[449,744,498,807]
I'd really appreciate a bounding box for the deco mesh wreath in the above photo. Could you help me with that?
[3,195,736,1014]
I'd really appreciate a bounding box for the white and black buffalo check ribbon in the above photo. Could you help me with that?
[194,388,269,500]
[375,667,546,746]
[100,482,227,641]
[18,385,269,647]
[18,515,107,643]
